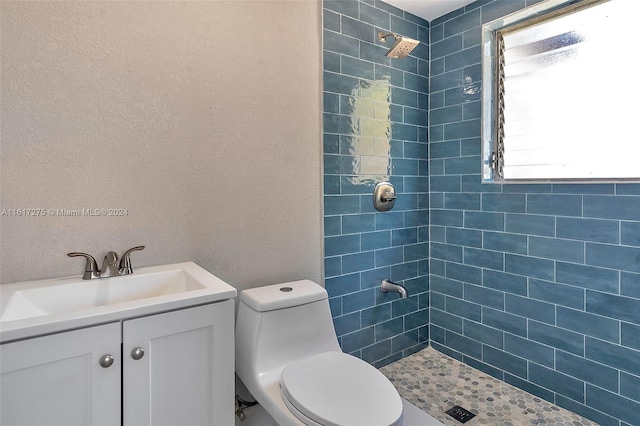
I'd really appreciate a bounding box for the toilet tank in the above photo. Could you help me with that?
[236,280,341,381]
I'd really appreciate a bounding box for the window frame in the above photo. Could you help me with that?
[481,0,639,184]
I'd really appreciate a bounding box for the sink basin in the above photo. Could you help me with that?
[1,269,206,322]
[0,262,237,342]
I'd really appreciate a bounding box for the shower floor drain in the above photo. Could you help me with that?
[445,405,476,423]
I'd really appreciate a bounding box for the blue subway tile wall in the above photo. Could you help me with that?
[323,0,430,367]
[429,1,640,425]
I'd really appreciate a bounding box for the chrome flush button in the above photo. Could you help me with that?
[373,182,397,211]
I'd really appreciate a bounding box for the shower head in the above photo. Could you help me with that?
[378,31,420,59]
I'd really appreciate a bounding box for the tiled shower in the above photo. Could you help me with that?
[323,0,430,366]
[323,1,640,425]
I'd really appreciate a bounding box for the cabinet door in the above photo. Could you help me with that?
[0,323,121,426]
[123,300,234,426]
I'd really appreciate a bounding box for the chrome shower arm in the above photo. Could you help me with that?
[378,31,399,42]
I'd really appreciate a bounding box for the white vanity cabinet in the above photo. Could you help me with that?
[123,300,234,425]
[0,300,234,426]
[0,322,121,425]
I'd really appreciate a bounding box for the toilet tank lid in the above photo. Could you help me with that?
[239,280,328,312]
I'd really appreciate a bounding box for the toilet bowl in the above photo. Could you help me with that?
[235,280,404,426]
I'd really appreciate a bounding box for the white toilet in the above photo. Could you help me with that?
[235,280,404,426]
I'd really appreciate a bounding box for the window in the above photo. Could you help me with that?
[482,0,640,182]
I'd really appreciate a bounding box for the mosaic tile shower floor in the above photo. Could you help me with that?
[380,347,596,425]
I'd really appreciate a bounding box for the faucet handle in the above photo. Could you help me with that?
[118,246,145,275]
[67,252,100,280]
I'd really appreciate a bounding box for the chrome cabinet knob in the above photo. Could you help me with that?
[131,347,145,360]
[99,354,114,368]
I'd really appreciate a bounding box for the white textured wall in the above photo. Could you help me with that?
[0,0,323,289]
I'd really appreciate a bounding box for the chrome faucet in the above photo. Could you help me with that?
[381,279,408,299]
[100,251,120,278]
[67,246,145,280]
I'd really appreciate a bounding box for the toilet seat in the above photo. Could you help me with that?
[279,351,403,426]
